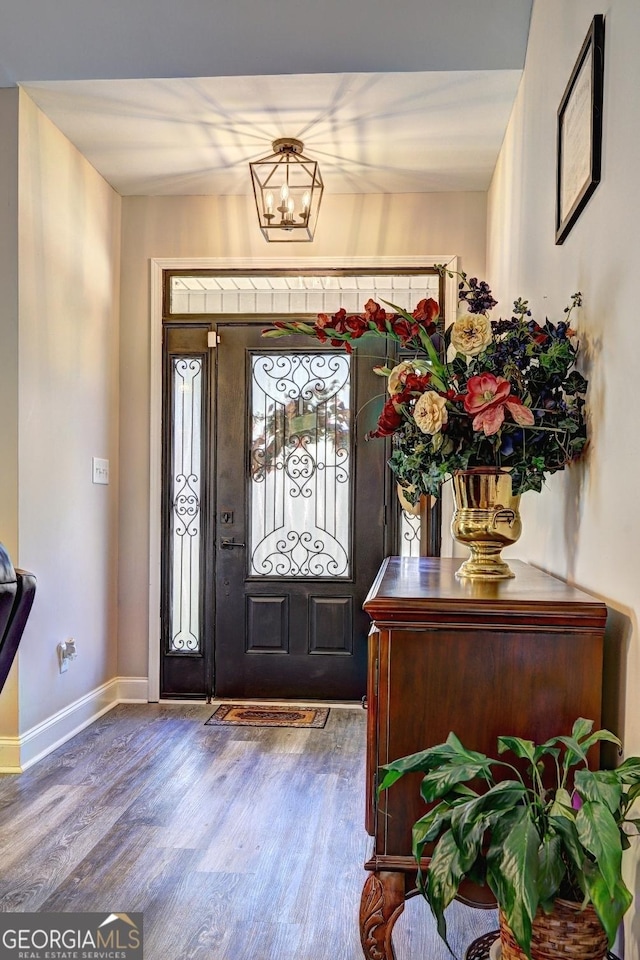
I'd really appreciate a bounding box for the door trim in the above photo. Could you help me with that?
[148,255,459,701]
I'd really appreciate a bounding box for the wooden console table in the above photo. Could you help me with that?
[359,557,607,960]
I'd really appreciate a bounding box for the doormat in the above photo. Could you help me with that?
[205,703,330,729]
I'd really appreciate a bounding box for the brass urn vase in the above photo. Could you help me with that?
[451,468,521,580]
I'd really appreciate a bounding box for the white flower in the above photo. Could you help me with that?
[414,391,448,435]
[387,360,418,395]
[450,313,492,357]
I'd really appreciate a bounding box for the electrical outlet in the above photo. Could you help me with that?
[57,638,78,674]
[58,647,68,673]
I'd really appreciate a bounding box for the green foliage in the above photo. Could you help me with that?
[379,720,640,959]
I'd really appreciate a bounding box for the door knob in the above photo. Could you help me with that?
[220,539,246,549]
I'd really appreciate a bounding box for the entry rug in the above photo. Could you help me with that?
[205,703,330,729]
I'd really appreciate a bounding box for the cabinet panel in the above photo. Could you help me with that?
[365,626,379,837]
[375,625,603,857]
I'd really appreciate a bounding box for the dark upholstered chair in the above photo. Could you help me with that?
[0,543,36,695]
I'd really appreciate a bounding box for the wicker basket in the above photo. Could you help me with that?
[499,900,608,960]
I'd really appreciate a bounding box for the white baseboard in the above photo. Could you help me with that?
[115,676,149,703]
[0,736,20,771]
[0,676,149,774]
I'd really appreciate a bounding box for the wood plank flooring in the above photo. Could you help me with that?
[0,704,497,959]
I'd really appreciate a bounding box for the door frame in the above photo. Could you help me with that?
[148,255,460,701]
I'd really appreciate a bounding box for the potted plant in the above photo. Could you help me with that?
[378,718,640,960]
[263,266,589,579]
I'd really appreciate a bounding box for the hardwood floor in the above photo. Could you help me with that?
[0,704,497,959]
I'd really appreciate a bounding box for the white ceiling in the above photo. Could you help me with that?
[1,0,534,198]
[22,71,523,196]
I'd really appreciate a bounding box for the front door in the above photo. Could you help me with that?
[214,324,388,699]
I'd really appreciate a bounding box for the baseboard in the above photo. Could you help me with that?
[0,676,149,774]
[116,676,149,703]
[0,736,21,772]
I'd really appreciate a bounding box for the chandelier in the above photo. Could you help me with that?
[249,138,324,242]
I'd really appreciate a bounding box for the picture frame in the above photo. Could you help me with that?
[555,14,605,245]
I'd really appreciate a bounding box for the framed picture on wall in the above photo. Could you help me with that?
[555,14,605,245]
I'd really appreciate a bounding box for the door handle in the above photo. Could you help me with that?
[220,539,246,549]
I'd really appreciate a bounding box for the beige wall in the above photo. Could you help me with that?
[14,91,122,735]
[0,89,19,561]
[119,191,487,677]
[487,0,640,951]
[0,90,20,739]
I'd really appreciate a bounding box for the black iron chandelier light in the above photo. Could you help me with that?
[249,138,324,242]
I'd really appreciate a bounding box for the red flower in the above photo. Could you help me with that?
[412,298,439,334]
[464,374,511,414]
[445,389,465,402]
[368,397,404,438]
[399,373,432,397]
[314,297,440,350]
[385,298,440,344]
[316,312,333,329]
[363,299,390,331]
[389,317,417,344]
[327,311,369,339]
[464,373,535,436]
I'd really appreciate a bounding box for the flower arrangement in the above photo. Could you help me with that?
[378,719,640,959]
[262,266,588,499]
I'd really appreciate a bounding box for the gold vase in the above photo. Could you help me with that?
[451,468,521,581]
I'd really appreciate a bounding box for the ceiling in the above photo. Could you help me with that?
[1,0,534,198]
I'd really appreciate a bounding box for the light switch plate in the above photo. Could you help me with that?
[92,457,109,484]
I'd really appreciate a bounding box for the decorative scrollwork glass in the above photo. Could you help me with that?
[170,357,202,651]
[400,509,422,558]
[249,351,352,578]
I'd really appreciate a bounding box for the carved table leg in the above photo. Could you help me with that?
[359,870,406,960]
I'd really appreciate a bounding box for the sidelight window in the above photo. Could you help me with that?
[169,357,203,652]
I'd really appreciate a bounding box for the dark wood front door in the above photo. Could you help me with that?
[214,324,388,699]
